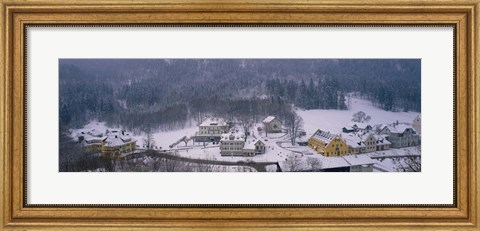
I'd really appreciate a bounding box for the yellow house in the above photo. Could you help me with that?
[101,141,136,158]
[308,129,349,157]
[80,133,104,154]
[100,130,137,158]
[79,130,136,158]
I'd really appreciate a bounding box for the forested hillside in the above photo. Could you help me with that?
[59,59,420,133]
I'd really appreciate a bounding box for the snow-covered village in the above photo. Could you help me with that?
[59,59,421,172]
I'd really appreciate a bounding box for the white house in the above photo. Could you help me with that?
[379,123,420,148]
[263,116,282,133]
[219,131,266,157]
[194,117,229,142]
[413,115,421,134]
[343,132,378,154]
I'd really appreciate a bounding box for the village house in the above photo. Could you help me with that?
[194,117,229,143]
[374,134,391,151]
[262,116,282,133]
[243,138,267,156]
[379,122,420,148]
[342,155,376,172]
[77,129,137,158]
[219,132,245,156]
[79,130,104,154]
[219,131,266,157]
[342,122,372,133]
[308,129,349,157]
[343,132,377,154]
[413,115,421,134]
[101,130,137,158]
[277,154,376,172]
[341,130,391,154]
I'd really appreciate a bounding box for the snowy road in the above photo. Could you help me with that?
[127,151,279,172]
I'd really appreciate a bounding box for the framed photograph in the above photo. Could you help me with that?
[1,0,479,230]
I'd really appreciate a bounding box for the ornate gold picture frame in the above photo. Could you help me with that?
[1,0,478,230]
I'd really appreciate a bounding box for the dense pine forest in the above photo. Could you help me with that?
[59,59,420,133]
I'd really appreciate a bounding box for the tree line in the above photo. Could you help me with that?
[59,59,420,133]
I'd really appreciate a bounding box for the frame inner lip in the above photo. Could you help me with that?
[21,24,457,208]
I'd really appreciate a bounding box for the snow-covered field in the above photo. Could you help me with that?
[297,97,420,136]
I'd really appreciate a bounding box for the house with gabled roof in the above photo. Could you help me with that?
[219,131,266,157]
[374,134,391,151]
[101,130,137,158]
[194,117,229,143]
[262,116,282,133]
[243,139,266,156]
[343,132,377,154]
[76,129,137,157]
[308,129,348,157]
[413,115,421,134]
[379,122,420,148]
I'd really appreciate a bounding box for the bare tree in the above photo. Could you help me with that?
[284,154,302,172]
[239,115,254,141]
[395,146,421,172]
[286,111,304,145]
[143,130,156,150]
[306,157,322,171]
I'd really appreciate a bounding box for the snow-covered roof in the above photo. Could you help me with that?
[87,129,103,137]
[200,117,227,127]
[262,116,277,123]
[342,155,377,166]
[372,124,385,132]
[319,156,351,169]
[220,131,245,141]
[343,133,366,148]
[103,130,136,147]
[348,122,371,129]
[311,130,337,144]
[244,139,264,150]
[382,123,415,134]
[277,153,378,171]
[84,134,104,143]
[374,134,391,145]
[343,131,379,148]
